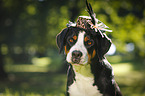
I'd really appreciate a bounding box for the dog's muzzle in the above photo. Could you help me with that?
[72,50,82,64]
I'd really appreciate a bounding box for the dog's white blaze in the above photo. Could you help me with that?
[68,65,103,96]
[66,31,103,95]
[66,31,88,64]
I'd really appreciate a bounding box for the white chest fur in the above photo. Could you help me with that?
[68,64,103,96]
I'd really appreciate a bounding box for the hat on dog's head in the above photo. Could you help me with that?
[67,0,112,35]
[76,16,92,29]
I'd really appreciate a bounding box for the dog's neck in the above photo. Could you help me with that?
[71,64,94,77]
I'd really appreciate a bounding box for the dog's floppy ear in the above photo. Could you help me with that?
[97,34,111,59]
[56,28,68,53]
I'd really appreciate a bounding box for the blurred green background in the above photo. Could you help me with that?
[0,0,144,96]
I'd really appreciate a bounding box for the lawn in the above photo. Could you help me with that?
[0,72,67,96]
[0,61,144,96]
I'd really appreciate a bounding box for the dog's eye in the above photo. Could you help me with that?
[69,39,74,43]
[68,37,75,46]
[67,35,77,46]
[85,40,94,48]
[88,41,92,45]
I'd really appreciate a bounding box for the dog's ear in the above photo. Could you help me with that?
[56,28,68,53]
[97,34,111,59]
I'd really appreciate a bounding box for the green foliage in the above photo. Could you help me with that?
[0,0,144,60]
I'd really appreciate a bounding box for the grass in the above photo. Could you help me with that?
[0,61,145,96]
[0,72,67,96]
[112,63,145,96]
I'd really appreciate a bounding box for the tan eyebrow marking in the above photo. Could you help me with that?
[84,36,89,42]
[73,35,77,40]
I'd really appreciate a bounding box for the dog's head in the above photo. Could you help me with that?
[56,0,112,65]
[56,27,111,65]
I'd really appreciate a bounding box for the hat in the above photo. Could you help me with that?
[67,0,112,34]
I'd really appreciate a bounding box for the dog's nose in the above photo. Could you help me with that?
[72,50,82,58]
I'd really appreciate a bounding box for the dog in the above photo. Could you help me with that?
[56,1,122,96]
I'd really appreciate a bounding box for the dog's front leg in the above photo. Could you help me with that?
[66,65,75,96]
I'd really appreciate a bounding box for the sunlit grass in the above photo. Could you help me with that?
[4,55,63,73]
[112,62,145,96]
[5,64,49,72]
[32,57,52,67]
[112,63,133,75]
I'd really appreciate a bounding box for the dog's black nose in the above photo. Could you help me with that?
[72,50,82,63]
[72,50,82,58]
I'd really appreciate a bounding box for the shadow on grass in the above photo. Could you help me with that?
[0,72,67,96]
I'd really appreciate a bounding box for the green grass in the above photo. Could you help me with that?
[0,62,145,96]
[112,63,145,96]
[0,72,67,96]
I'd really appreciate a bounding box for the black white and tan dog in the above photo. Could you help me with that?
[56,0,122,96]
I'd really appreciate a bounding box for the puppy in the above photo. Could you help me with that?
[56,0,122,96]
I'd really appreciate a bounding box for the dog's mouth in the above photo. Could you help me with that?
[72,57,81,64]
[71,57,86,66]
